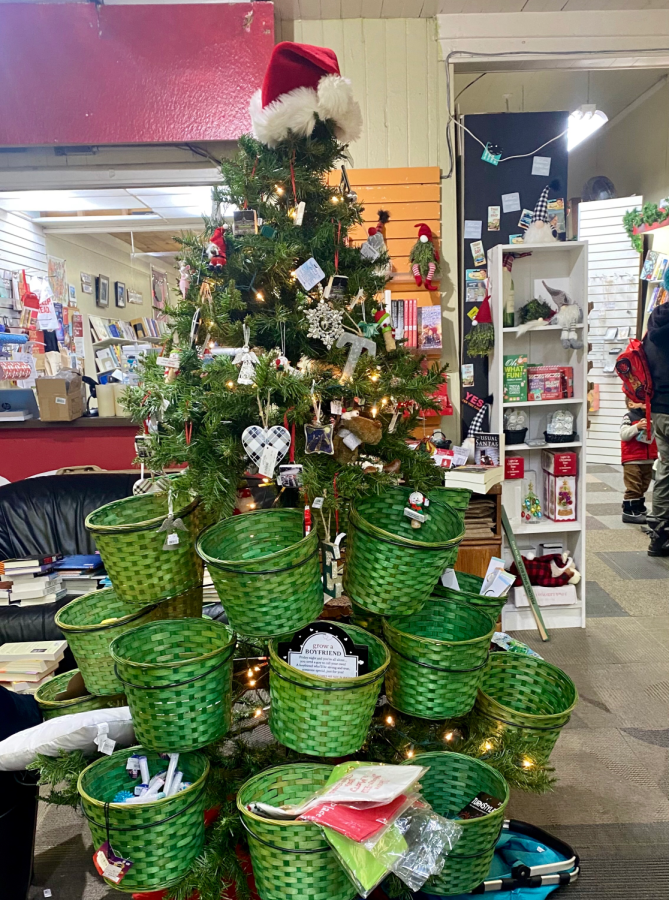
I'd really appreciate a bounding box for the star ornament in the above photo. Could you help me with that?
[304,299,345,350]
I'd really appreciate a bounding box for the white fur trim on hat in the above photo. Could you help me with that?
[249,75,362,147]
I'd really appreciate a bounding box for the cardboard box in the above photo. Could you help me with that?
[541,450,578,476]
[36,371,83,421]
[503,354,528,403]
[513,584,578,608]
[505,456,525,479]
[543,472,576,522]
[526,365,573,401]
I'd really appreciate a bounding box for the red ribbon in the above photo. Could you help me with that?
[185,422,193,445]
[334,221,341,273]
[290,150,297,204]
[283,411,296,463]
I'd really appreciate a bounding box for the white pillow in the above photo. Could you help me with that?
[0,707,134,771]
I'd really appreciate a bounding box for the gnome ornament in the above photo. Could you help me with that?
[410,223,440,290]
[361,210,392,278]
[464,294,494,358]
[207,227,227,271]
[249,41,362,148]
[542,280,583,349]
[523,180,560,244]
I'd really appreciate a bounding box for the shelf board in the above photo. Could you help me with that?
[92,337,163,350]
[505,441,582,451]
[503,324,584,335]
[502,398,583,408]
[509,520,582,535]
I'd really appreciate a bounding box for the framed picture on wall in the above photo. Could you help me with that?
[127,290,143,305]
[115,281,126,308]
[96,275,110,308]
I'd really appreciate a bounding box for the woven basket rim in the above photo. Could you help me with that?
[405,750,510,812]
[350,490,466,550]
[110,617,236,672]
[384,597,495,649]
[35,669,92,708]
[197,509,315,571]
[78,744,209,811]
[478,654,579,721]
[55,588,160,634]
[85,492,200,534]
[237,763,332,830]
[269,621,390,687]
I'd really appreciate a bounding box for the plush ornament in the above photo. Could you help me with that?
[523,180,560,244]
[207,227,227,271]
[374,307,396,352]
[542,280,583,349]
[342,412,383,445]
[249,41,362,148]
[509,552,581,588]
[464,294,494,357]
[234,487,257,515]
[179,262,192,299]
[409,223,440,290]
[361,211,392,278]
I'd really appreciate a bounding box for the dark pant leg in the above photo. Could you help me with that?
[0,771,39,900]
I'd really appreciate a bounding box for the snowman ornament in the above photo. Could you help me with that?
[404,490,430,529]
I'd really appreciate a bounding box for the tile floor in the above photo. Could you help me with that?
[29,465,669,898]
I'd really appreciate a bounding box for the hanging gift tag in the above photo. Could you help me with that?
[156,355,180,369]
[277,464,303,488]
[258,443,279,478]
[294,201,306,226]
[233,209,258,235]
[134,435,151,459]
[94,843,133,885]
[323,274,348,301]
[277,623,369,679]
[294,257,325,291]
[312,496,325,509]
[166,532,180,547]
[330,399,343,416]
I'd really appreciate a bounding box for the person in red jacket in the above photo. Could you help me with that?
[621,396,658,524]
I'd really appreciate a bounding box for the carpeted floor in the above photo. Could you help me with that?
[28,464,669,898]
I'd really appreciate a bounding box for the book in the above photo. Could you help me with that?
[0,640,68,662]
[55,554,103,573]
[409,298,417,348]
[4,554,62,571]
[0,660,59,681]
[0,656,62,674]
[641,250,659,280]
[9,570,60,584]
[11,579,63,600]
[18,590,66,606]
[3,674,55,694]
[443,465,504,492]
[418,306,442,350]
[474,433,501,467]
[503,354,528,403]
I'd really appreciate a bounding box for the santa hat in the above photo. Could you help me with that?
[249,41,362,148]
[473,294,492,325]
[416,223,434,241]
[532,179,560,224]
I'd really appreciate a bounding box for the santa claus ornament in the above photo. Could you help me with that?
[249,41,363,148]
[410,223,440,291]
[207,227,227,271]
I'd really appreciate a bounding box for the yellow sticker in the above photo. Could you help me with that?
[467,306,479,320]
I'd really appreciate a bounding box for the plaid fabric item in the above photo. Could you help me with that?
[532,185,550,223]
[509,554,573,588]
[466,403,488,437]
[241,425,291,466]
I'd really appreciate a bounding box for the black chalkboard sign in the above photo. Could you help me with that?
[278,622,369,678]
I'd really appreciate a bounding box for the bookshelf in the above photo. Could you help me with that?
[489,242,588,631]
[88,315,165,375]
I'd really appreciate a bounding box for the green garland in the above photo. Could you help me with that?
[464,322,494,358]
[518,299,554,324]
[623,202,669,252]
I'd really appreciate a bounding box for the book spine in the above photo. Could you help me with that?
[411,299,417,348]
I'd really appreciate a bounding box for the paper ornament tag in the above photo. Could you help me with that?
[330,399,343,416]
[312,496,324,509]
[295,257,325,291]
[94,842,133,885]
[258,444,279,478]
[277,464,303,488]
[294,201,306,226]
[277,622,369,679]
[166,532,180,547]
[233,209,258,235]
[134,435,151,459]
[323,275,348,300]
[404,507,427,524]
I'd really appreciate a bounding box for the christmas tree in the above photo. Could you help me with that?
[123,41,447,523]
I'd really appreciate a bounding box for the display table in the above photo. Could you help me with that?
[0,417,138,481]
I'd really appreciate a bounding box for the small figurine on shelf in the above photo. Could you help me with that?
[521,471,542,524]
[410,223,440,290]
[404,490,430,528]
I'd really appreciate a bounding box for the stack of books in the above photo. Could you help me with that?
[443,465,504,493]
[54,554,105,595]
[0,640,67,693]
[1,554,66,606]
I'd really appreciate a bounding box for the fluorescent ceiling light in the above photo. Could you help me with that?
[0,185,215,218]
[568,105,608,152]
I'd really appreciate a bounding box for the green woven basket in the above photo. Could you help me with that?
[383,597,495,719]
[155,583,204,620]
[78,745,208,893]
[35,669,126,720]
[476,653,578,764]
[433,572,507,623]
[197,509,323,638]
[403,751,509,896]
[85,490,208,606]
[343,487,465,617]
[110,618,235,752]
[431,487,472,526]
[56,588,162,696]
[268,622,390,757]
[237,764,357,900]
[350,600,385,639]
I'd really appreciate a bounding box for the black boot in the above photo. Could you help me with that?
[648,522,669,556]
[622,499,647,524]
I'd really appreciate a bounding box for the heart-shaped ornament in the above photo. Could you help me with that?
[241,425,291,467]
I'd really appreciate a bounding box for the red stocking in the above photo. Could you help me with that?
[412,263,422,287]
[424,261,438,291]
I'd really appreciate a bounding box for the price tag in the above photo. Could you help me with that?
[94,843,133,885]
[98,738,116,755]
[166,532,180,547]
[312,496,325,509]
[259,444,279,478]
[330,399,343,416]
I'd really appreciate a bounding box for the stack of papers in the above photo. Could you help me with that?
[0,640,67,693]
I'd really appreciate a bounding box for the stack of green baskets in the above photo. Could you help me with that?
[476,653,578,764]
[268,623,390,756]
[433,571,507,622]
[85,490,208,605]
[383,597,495,719]
[35,669,125,720]
[110,618,236,752]
[197,509,322,637]
[404,751,509,896]
[55,587,162,696]
[155,583,203,619]
[343,487,465,616]
[78,745,209,893]
[237,764,357,900]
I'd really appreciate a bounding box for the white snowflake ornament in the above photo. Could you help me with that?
[304,299,345,350]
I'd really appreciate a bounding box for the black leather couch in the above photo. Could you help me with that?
[0,473,138,643]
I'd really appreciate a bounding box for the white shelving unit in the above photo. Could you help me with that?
[489,242,588,631]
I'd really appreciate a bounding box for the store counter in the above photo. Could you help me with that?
[0,417,138,481]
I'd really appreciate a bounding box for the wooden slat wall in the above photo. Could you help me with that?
[578,196,642,464]
[0,209,47,326]
[328,166,442,307]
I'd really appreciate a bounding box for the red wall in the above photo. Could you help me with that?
[0,3,273,146]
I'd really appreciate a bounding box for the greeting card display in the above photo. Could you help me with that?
[277,622,369,679]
